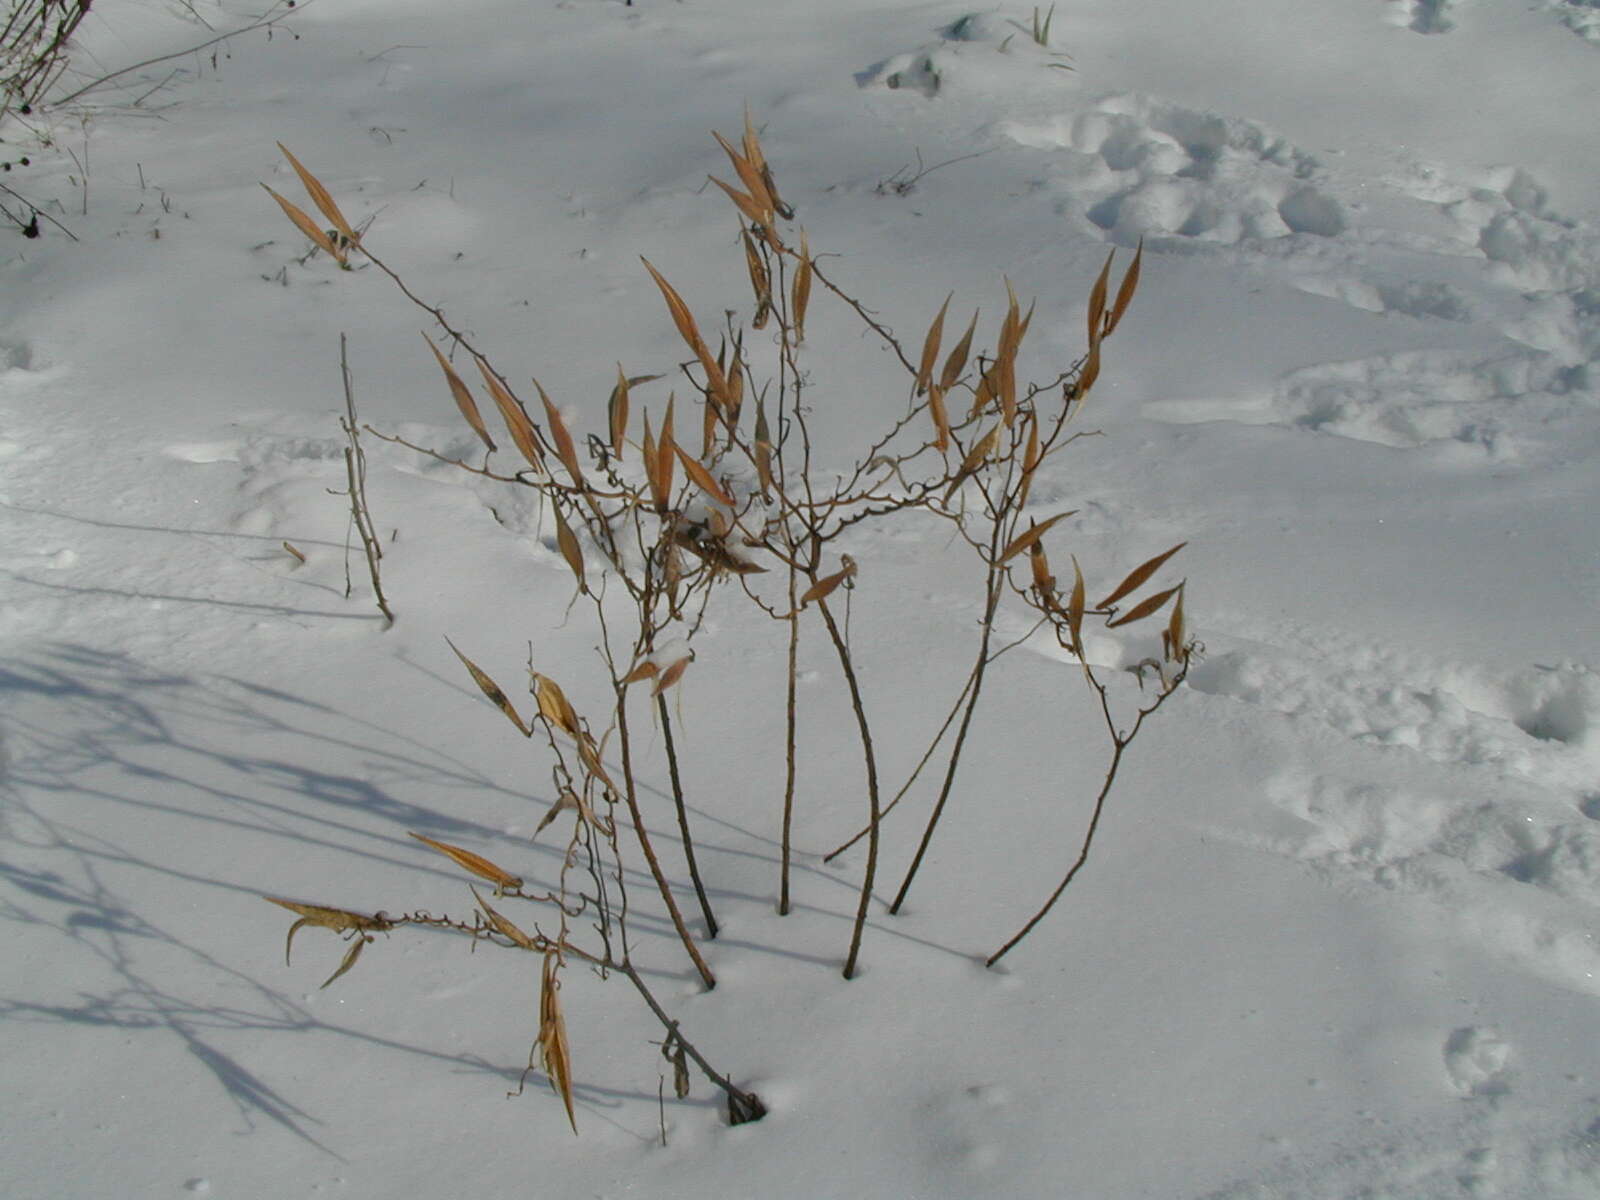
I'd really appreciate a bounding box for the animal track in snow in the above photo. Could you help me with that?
[1001,95,1344,246]
[1444,1027,1513,1099]
[1386,0,1463,34]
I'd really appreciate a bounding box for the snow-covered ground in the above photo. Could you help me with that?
[3,1,1598,1196]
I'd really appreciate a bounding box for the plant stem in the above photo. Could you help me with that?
[779,579,799,915]
[888,561,1002,912]
[657,695,718,938]
[618,960,765,1124]
[615,689,717,989]
[815,597,880,980]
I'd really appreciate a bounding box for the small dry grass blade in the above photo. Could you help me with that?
[276,143,357,243]
[475,355,544,471]
[263,185,344,264]
[539,952,578,1134]
[916,293,952,396]
[424,336,496,453]
[1103,239,1143,338]
[939,310,979,391]
[446,637,532,737]
[1098,542,1187,610]
[533,379,584,488]
[998,510,1077,564]
[1106,583,1182,628]
[409,832,523,893]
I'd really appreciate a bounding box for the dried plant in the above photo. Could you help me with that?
[260,119,1198,1133]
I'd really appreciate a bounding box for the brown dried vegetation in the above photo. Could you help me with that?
[261,122,1198,1134]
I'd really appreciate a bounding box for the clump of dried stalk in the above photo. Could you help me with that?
[332,332,393,626]
[260,117,1197,1133]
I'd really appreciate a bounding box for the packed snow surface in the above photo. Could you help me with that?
[2,1,1598,1197]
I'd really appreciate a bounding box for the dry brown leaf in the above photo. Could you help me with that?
[1029,540,1056,597]
[423,336,496,453]
[475,356,544,470]
[916,293,952,396]
[998,510,1077,564]
[553,507,587,594]
[409,832,523,892]
[1104,239,1143,338]
[282,540,307,565]
[801,560,857,608]
[262,185,343,262]
[640,259,731,407]
[742,230,773,328]
[1018,412,1041,508]
[655,397,679,503]
[1164,583,1187,662]
[471,886,537,950]
[792,230,813,342]
[621,659,659,685]
[710,175,770,229]
[1098,541,1187,610]
[927,383,951,453]
[445,637,532,737]
[531,379,583,488]
[713,129,775,217]
[607,365,630,461]
[1106,583,1182,628]
[534,673,581,738]
[1068,555,1086,654]
[651,655,691,697]
[939,310,979,391]
[673,445,735,507]
[1087,249,1114,346]
[276,143,356,242]
[944,425,999,501]
[540,951,578,1134]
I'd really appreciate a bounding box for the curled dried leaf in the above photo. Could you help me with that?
[409,832,523,892]
[713,129,775,218]
[1068,555,1086,655]
[621,659,659,685]
[445,637,532,737]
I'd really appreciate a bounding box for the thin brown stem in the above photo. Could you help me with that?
[615,687,717,989]
[657,695,718,938]
[814,596,880,980]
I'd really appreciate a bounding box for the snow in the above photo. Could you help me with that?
[3,1,1599,1196]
